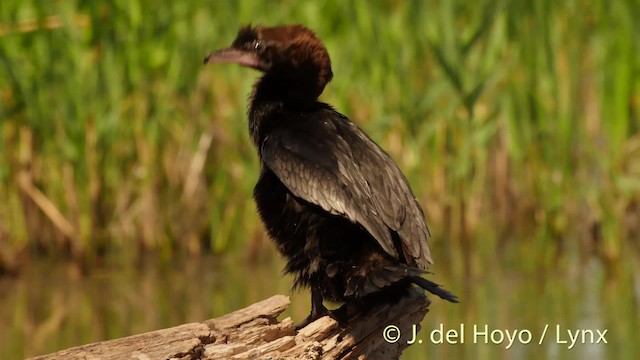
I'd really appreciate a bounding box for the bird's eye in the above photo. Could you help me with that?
[253,40,262,51]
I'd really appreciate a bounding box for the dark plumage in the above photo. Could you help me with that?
[205,24,457,325]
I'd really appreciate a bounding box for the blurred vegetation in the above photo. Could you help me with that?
[0,0,639,276]
[1,1,639,360]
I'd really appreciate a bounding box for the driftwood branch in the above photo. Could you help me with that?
[30,289,430,360]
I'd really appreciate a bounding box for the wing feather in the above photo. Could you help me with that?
[260,107,432,268]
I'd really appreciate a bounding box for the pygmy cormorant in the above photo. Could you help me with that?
[204,24,457,326]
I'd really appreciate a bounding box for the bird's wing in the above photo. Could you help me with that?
[339,115,432,268]
[259,108,432,268]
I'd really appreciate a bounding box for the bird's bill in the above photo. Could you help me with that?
[203,48,262,70]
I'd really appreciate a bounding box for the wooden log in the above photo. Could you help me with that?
[30,289,430,360]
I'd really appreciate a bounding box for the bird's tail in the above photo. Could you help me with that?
[410,276,459,303]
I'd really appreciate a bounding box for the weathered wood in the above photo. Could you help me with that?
[30,290,430,360]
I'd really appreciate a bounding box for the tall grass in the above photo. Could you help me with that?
[0,0,638,274]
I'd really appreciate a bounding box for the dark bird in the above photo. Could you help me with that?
[204,24,457,326]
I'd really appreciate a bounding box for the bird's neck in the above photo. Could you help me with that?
[248,74,319,145]
[253,73,321,105]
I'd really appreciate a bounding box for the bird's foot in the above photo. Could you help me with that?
[327,305,351,328]
[294,305,329,330]
[295,305,352,331]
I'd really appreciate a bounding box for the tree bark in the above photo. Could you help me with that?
[29,289,429,360]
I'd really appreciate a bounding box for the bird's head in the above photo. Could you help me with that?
[204,24,333,100]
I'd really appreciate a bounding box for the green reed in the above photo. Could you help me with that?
[0,0,638,273]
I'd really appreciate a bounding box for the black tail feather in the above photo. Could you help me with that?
[410,276,459,303]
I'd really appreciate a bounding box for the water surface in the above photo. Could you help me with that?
[1,246,637,360]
